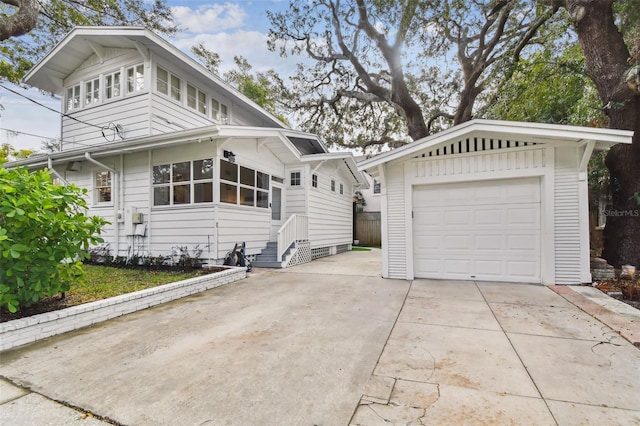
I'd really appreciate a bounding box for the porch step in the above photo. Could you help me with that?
[253,242,283,268]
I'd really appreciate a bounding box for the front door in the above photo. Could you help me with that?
[270,183,284,241]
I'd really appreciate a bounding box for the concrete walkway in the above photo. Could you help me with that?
[1,249,639,425]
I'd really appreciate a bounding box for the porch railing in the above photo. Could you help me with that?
[277,214,309,261]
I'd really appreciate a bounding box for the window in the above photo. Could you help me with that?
[170,74,181,101]
[211,99,229,122]
[312,174,318,188]
[157,67,168,95]
[85,78,100,105]
[66,84,80,111]
[220,160,269,208]
[127,64,144,93]
[152,159,213,206]
[156,66,181,101]
[187,84,207,114]
[290,171,301,186]
[340,183,344,195]
[95,171,112,204]
[104,71,121,100]
[373,179,381,194]
[331,179,336,192]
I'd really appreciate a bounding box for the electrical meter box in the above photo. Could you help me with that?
[132,212,144,224]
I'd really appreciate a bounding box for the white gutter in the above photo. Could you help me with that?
[85,152,120,255]
[47,156,70,185]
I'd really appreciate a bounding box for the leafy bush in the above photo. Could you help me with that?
[0,167,107,313]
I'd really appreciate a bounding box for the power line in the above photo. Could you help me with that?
[0,127,59,140]
[0,83,103,130]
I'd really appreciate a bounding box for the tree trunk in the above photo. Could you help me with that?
[565,0,640,268]
[0,0,40,41]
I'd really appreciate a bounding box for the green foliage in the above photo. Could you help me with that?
[0,143,34,164]
[0,167,107,313]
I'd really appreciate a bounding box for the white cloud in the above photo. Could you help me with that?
[172,30,302,77]
[171,3,247,33]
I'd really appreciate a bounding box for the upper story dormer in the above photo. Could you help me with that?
[23,27,287,152]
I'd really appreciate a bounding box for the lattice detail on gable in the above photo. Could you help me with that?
[416,138,538,159]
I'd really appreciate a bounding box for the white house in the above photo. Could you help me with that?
[358,120,633,285]
[11,27,367,267]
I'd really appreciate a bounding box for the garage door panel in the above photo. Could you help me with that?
[412,177,541,283]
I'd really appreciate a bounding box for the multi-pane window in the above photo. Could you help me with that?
[126,64,144,93]
[85,78,100,105]
[373,179,381,194]
[211,99,229,122]
[331,179,336,192]
[340,183,344,195]
[220,160,269,208]
[170,74,181,101]
[157,66,181,101]
[312,174,318,188]
[157,67,169,95]
[187,84,207,114]
[66,84,80,111]
[290,171,301,186]
[104,72,121,100]
[152,159,213,206]
[95,171,112,204]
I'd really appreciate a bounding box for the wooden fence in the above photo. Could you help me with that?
[355,212,381,246]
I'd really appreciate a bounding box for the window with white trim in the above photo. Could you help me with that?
[211,99,229,122]
[187,84,207,114]
[95,171,112,204]
[152,159,213,206]
[331,179,336,192]
[339,183,344,195]
[126,64,144,93]
[219,160,270,208]
[312,174,318,188]
[156,66,181,101]
[373,179,381,194]
[104,71,121,100]
[85,78,100,105]
[290,171,301,186]
[66,84,80,111]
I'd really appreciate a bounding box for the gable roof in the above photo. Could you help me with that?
[358,119,634,173]
[22,26,287,129]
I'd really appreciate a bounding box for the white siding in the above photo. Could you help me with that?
[62,94,151,150]
[308,164,353,248]
[215,207,271,258]
[385,163,407,279]
[150,93,213,134]
[554,147,582,284]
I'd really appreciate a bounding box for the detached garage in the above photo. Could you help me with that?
[358,120,633,285]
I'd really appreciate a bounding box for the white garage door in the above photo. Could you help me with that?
[412,177,541,283]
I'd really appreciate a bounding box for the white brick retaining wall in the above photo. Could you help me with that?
[0,266,246,352]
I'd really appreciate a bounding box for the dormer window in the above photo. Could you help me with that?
[85,78,100,105]
[187,84,207,115]
[157,66,181,102]
[126,64,144,93]
[66,84,80,111]
[211,99,229,123]
[104,71,121,100]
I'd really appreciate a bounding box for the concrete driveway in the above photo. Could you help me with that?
[1,249,639,425]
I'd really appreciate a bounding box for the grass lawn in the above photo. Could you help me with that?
[0,265,206,322]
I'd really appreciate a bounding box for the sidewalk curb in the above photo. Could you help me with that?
[548,285,640,347]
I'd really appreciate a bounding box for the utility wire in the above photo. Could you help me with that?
[0,83,104,129]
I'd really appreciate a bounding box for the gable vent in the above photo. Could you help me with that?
[417,138,537,158]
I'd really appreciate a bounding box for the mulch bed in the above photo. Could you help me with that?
[592,277,640,311]
[0,266,227,323]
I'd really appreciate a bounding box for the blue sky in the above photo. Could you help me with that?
[0,1,294,152]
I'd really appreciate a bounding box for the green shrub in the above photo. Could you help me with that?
[0,167,107,313]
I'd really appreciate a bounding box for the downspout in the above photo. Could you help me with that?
[47,156,70,185]
[85,152,120,256]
